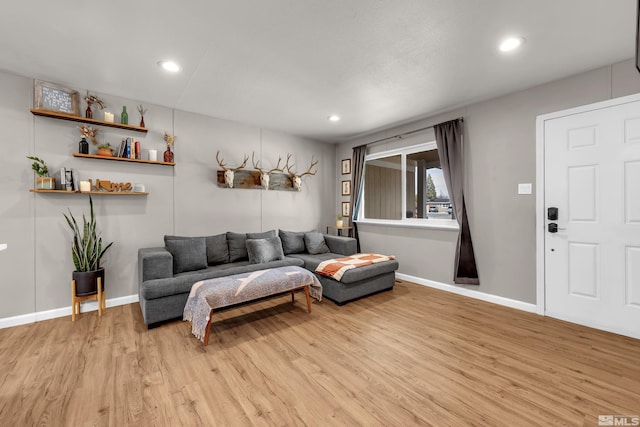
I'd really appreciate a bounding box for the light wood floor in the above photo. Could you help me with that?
[1,280,639,426]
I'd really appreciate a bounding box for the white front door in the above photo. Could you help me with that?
[543,97,640,339]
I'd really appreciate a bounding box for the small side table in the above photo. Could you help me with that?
[326,226,353,238]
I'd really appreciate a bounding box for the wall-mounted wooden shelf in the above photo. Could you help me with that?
[72,153,174,166]
[30,109,148,133]
[30,189,148,195]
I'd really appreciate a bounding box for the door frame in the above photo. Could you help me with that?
[535,92,640,316]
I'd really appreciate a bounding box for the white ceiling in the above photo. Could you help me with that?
[0,1,635,142]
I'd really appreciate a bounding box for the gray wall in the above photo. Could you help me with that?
[337,58,640,304]
[0,69,335,319]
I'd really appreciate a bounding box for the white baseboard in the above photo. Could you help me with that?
[396,273,537,314]
[0,294,139,329]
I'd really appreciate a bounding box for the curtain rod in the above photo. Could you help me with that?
[357,116,464,148]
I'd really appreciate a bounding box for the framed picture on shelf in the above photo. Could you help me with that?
[33,79,80,116]
[341,158,351,175]
[341,201,350,217]
[341,180,351,196]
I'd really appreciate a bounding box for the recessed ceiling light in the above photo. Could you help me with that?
[328,115,340,122]
[158,60,181,72]
[499,37,525,52]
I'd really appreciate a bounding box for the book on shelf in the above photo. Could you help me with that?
[117,139,126,158]
[60,167,77,191]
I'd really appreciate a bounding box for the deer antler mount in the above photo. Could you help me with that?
[217,151,317,191]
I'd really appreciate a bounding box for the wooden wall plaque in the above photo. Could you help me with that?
[34,79,80,116]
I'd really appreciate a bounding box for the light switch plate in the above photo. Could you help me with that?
[518,183,532,195]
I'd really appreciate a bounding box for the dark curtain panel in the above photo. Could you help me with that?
[434,119,480,285]
[350,145,367,252]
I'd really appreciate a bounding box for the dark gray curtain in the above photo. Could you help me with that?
[434,119,479,285]
[350,145,367,252]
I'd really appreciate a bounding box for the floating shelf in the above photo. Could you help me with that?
[30,189,148,195]
[30,109,148,133]
[72,153,174,166]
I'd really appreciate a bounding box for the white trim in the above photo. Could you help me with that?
[0,294,139,329]
[545,310,640,340]
[535,115,546,315]
[365,141,437,161]
[535,92,640,318]
[356,218,459,231]
[397,273,537,313]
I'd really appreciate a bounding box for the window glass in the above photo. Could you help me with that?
[360,143,455,223]
[363,155,402,220]
[406,150,454,220]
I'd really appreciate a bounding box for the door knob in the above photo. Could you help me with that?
[548,223,566,233]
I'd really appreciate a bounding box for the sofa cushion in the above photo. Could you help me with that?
[247,229,277,239]
[205,233,229,265]
[227,232,248,262]
[279,230,306,255]
[246,237,285,264]
[164,234,229,266]
[165,237,207,274]
[140,257,305,300]
[304,232,330,254]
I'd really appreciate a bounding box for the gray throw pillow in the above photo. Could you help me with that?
[304,232,330,255]
[247,229,277,239]
[227,232,248,262]
[246,237,285,264]
[279,230,306,254]
[164,234,229,266]
[165,237,207,274]
[205,233,229,265]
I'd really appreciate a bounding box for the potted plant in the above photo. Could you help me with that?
[96,142,113,157]
[336,214,344,228]
[26,155,55,189]
[63,196,113,297]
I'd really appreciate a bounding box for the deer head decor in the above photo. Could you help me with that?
[285,154,319,192]
[252,152,283,190]
[216,150,248,188]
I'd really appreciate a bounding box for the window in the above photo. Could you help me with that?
[359,141,456,227]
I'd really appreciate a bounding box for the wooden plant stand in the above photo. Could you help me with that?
[71,277,105,321]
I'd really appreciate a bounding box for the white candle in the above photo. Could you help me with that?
[148,149,157,161]
[79,181,91,192]
[104,112,114,123]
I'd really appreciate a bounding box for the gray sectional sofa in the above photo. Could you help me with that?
[138,229,399,326]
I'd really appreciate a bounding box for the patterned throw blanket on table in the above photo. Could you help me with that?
[183,266,322,343]
[315,253,396,281]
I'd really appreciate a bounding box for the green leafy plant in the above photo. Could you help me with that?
[63,196,113,272]
[337,214,343,220]
[26,156,49,177]
[97,142,111,149]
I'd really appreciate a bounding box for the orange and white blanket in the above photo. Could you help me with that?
[315,253,396,281]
